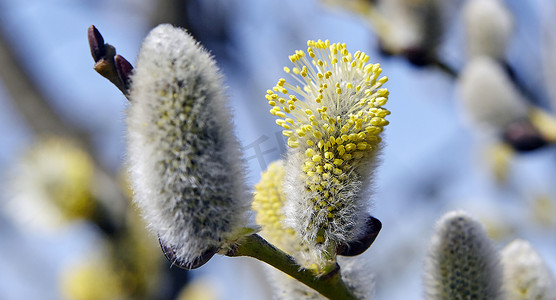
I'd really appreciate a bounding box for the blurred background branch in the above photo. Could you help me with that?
[0,28,80,137]
[0,20,129,231]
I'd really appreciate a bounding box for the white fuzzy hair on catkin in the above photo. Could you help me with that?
[458,56,528,136]
[501,239,556,300]
[337,255,376,300]
[424,210,503,300]
[126,24,250,266]
[283,146,380,264]
[464,0,513,60]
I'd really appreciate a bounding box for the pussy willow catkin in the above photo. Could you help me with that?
[267,39,389,265]
[127,24,251,268]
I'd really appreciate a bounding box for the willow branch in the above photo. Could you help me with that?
[0,25,128,234]
[226,234,359,300]
[0,29,78,136]
[151,0,192,29]
[431,57,458,78]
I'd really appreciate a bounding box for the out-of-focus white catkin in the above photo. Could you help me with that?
[501,239,556,300]
[4,136,94,230]
[463,0,513,60]
[424,210,503,300]
[458,56,528,136]
[376,0,445,57]
[127,24,251,267]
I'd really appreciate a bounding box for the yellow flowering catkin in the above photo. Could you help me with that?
[253,161,299,253]
[61,257,124,300]
[267,39,390,264]
[253,161,323,299]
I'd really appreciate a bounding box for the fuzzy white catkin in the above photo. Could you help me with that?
[458,56,528,136]
[424,210,503,300]
[463,0,513,60]
[337,256,376,300]
[501,239,556,300]
[541,3,556,112]
[377,0,445,54]
[127,24,251,266]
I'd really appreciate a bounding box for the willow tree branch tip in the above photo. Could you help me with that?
[87,25,133,98]
[227,234,359,300]
[88,25,106,62]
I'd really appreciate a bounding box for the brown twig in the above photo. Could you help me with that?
[88,25,134,98]
[0,24,128,234]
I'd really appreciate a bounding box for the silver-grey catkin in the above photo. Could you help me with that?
[423,210,503,300]
[458,56,528,137]
[127,24,251,267]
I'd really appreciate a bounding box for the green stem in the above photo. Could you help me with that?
[226,234,359,300]
[432,57,458,78]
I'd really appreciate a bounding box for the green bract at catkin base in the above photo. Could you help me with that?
[126,24,254,269]
[266,39,390,268]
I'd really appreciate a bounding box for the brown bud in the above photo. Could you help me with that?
[337,216,382,257]
[503,119,547,152]
[115,54,134,93]
[88,25,106,62]
[403,47,433,67]
[158,235,218,269]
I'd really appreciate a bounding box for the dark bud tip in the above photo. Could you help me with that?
[88,25,106,62]
[115,55,134,92]
[503,119,547,152]
[337,216,382,257]
[403,47,433,67]
[377,41,394,58]
[158,235,217,269]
